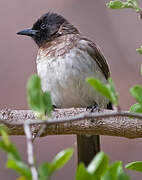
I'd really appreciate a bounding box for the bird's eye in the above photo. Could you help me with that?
[40,23,46,30]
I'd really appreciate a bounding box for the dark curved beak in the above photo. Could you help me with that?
[17,29,39,37]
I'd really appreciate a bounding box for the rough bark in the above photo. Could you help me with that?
[0,108,142,139]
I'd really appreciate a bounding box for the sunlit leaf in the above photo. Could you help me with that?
[38,148,74,179]
[136,46,142,54]
[0,141,21,161]
[107,0,125,9]
[102,161,122,180]
[0,126,10,147]
[43,91,53,117]
[125,161,142,172]
[107,0,139,11]
[87,78,112,100]
[107,78,118,105]
[87,78,118,105]
[16,176,27,180]
[38,163,51,180]
[7,158,32,180]
[27,75,45,115]
[50,148,74,173]
[140,64,142,76]
[27,74,53,118]
[87,152,109,178]
[130,85,142,106]
[118,166,130,180]
[75,163,94,180]
[102,161,129,180]
[129,103,142,113]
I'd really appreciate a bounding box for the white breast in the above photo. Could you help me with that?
[37,46,108,108]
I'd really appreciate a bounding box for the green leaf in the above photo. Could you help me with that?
[43,91,53,117]
[75,163,94,180]
[140,64,142,76]
[125,161,142,172]
[87,152,109,178]
[1,130,10,147]
[38,148,74,179]
[38,163,51,180]
[106,0,125,9]
[87,78,112,102]
[102,161,121,180]
[127,0,139,11]
[16,177,27,180]
[0,124,9,133]
[107,0,139,10]
[118,166,130,180]
[136,46,142,54]
[129,103,142,113]
[50,148,74,174]
[87,78,118,105]
[102,161,130,180]
[6,157,32,180]
[130,85,142,106]
[0,126,10,147]
[107,77,118,104]
[27,75,45,115]
[27,74,53,118]
[0,141,21,161]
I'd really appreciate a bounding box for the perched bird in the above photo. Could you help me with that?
[17,12,111,166]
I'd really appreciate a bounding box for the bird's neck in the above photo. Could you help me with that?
[36,34,79,63]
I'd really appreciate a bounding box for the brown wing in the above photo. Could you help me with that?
[82,37,113,110]
[79,36,110,79]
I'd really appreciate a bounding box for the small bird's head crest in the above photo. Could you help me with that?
[17,12,79,47]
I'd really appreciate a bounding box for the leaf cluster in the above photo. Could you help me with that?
[0,125,32,180]
[0,126,73,180]
[1,125,142,180]
[76,152,129,180]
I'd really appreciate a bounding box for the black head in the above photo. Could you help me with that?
[17,13,79,47]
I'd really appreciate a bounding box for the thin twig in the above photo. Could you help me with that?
[24,123,38,180]
[32,124,47,140]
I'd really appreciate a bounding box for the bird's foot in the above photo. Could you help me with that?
[52,105,57,111]
[86,103,100,113]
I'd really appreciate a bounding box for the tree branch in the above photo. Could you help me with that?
[0,108,142,139]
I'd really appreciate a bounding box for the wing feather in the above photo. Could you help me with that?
[78,36,110,79]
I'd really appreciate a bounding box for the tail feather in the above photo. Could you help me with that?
[77,102,112,166]
[77,135,100,166]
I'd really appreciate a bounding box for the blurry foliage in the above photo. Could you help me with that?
[27,75,53,120]
[107,0,142,54]
[107,0,140,12]
[86,77,118,106]
[0,126,131,180]
[0,125,73,180]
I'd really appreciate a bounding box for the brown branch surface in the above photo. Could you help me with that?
[0,108,142,139]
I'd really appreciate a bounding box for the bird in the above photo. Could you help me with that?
[17,12,111,166]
